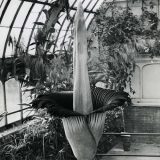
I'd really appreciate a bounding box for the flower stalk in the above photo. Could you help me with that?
[62,1,107,160]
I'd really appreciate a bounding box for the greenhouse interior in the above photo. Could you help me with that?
[1,0,160,159]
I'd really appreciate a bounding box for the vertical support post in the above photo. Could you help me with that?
[140,65,143,101]
[2,82,7,125]
[19,82,23,123]
[158,0,160,19]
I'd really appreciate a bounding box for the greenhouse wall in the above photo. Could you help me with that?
[125,105,160,143]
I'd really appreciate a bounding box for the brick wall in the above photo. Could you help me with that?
[124,105,160,143]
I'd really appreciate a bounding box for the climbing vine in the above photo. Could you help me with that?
[88,1,160,92]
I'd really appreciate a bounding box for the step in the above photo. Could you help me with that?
[99,142,160,160]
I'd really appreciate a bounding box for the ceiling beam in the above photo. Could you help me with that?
[20,0,51,6]
[20,0,96,14]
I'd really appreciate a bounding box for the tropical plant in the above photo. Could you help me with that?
[0,109,75,160]
[31,2,130,160]
[0,1,131,160]
[8,0,72,96]
[88,1,160,92]
[0,108,126,160]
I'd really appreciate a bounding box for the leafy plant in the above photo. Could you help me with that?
[4,0,73,96]
[0,109,76,160]
[0,108,125,160]
[88,1,160,92]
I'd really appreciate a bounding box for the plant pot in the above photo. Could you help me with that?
[121,133,131,151]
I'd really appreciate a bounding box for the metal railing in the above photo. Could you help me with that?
[97,132,160,158]
[0,106,34,128]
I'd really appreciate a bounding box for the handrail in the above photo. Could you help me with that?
[0,106,34,127]
[97,154,160,157]
[6,106,33,116]
[103,132,160,135]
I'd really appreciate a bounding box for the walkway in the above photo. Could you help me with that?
[100,142,160,160]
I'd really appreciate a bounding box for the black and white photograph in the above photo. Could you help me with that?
[0,0,160,159]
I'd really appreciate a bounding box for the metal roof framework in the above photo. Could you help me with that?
[0,0,105,128]
[0,0,105,59]
[1,0,157,127]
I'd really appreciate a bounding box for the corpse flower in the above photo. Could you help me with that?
[32,1,130,160]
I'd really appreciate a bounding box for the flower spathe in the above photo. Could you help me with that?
[31,1,130,160]
[63,1,110,159]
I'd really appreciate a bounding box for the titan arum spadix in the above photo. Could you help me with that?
[31,1,130,160]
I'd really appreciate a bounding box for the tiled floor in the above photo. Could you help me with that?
[100,142,160,160]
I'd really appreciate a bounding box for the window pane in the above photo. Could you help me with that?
[1,0,21,26]
[7,113,20,124]
[0,27,9,58]
[0,0,7,16]
[25,3,44,28]
[6,79,21,113]
[143,64,160,99]
[13,2,33,28]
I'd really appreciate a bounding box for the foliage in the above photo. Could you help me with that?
[0,0,73,95]
[96,7,141,46]
[88,1,160,92]
[0,110,75,160]
[0,108,124,160]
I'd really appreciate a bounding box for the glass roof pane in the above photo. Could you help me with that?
[61,19,70,30]
[54,13,66,30]
[92,0,104,11]
[84,12,89,19]
[0,27,9,58]
[13,2,32,28]
[87,0,97,10]
[82,0,92,8]
[69,0,76,6]
[0,0,3,5]
[71,0,79,7]
[0,0,7,16]
[86,14,94,28]
[0,0,102,58]
[70,10,76,16]
[72,0,88,8]
[25,3,44,28]
[38,7,48,24]
[1,0,21,26]
[64,31,72,44]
